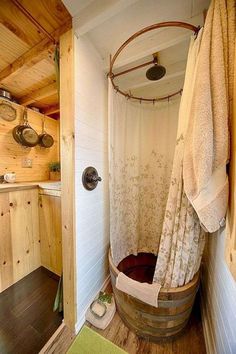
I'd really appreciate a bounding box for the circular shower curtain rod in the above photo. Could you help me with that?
[109,21,200,103]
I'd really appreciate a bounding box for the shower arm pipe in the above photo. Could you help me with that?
[109,21,200,103]
[112,59,154,78]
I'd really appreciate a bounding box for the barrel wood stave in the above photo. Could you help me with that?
[109,251,200,341]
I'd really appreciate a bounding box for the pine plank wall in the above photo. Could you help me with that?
[0,100,59,182]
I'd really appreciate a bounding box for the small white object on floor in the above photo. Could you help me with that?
[90,301,106,318]
[85,295,116,330]
[116,272,161,307]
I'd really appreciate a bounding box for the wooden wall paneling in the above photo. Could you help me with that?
[0,192,13,292]
[9,189,41,283]
[0,100,59,182]
[60,29,76,330]
[39,194,62,276]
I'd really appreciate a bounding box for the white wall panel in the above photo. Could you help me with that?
[201,229,236,354]
[74,34,110,329]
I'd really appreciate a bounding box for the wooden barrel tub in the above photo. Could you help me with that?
[109,250,200,342]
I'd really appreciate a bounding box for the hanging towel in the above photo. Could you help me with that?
[116,272,161,307]
[183,0,235,233]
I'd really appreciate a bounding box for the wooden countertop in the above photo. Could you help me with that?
[0,181,61,194]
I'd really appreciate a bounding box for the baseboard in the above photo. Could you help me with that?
[39,323,75,354]
[75,273,111,334]
[101,273,111,291]
[200,288,216,354]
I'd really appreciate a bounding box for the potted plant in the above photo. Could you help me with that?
[49,161,61,181]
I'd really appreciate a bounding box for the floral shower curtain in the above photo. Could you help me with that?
[109,83,180,266]
[109,0,234,291]
[109,28,205,288]
[152,29,206,288]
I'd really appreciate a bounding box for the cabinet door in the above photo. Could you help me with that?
[9,189,41,283]
[0,192,13,292]
[39,194,62,275]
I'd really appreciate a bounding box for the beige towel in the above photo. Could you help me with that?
[183,0,235,232]
[116,272,161,307]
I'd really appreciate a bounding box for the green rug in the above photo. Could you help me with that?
[67,326,127,354]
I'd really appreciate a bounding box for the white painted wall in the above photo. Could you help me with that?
[201,229,236,354]
[74,34,110,330]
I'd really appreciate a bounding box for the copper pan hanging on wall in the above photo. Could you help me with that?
[38,116,54,148]
[12,108,39,147]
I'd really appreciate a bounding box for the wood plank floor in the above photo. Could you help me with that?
[87,284,206,354]
[0,267,62,354]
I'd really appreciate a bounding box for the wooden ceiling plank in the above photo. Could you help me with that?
[0,23,30,72]
[19,82,58,106]
[0,39,54,82]
[10,0,55,42]
[42,104,60,116]
[19,0,72,33]
[1,63,56,98]
[0,19,72,83]
[0,0,44,46]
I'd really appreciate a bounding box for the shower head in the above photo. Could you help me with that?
[146,53,166,81]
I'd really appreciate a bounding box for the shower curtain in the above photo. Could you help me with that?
[109,29,205,287]
[109,86,180,266]
[154,0,235,287]
[153,30,205,288]
[109,0,235,290]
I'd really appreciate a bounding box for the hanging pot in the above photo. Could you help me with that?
[12,109,39,147]
[38,117,54,148]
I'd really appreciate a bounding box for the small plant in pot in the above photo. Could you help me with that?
[49,162,60,181]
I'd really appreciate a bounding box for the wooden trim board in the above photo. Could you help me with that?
[60,29,76,331]
[39,323,75,354]
[226,39,236,280]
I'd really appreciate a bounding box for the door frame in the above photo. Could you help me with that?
[59,29,77,331]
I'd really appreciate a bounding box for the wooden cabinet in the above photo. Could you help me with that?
[39,193,62,276]
[0,187,62,293]
[0,188,41,292]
